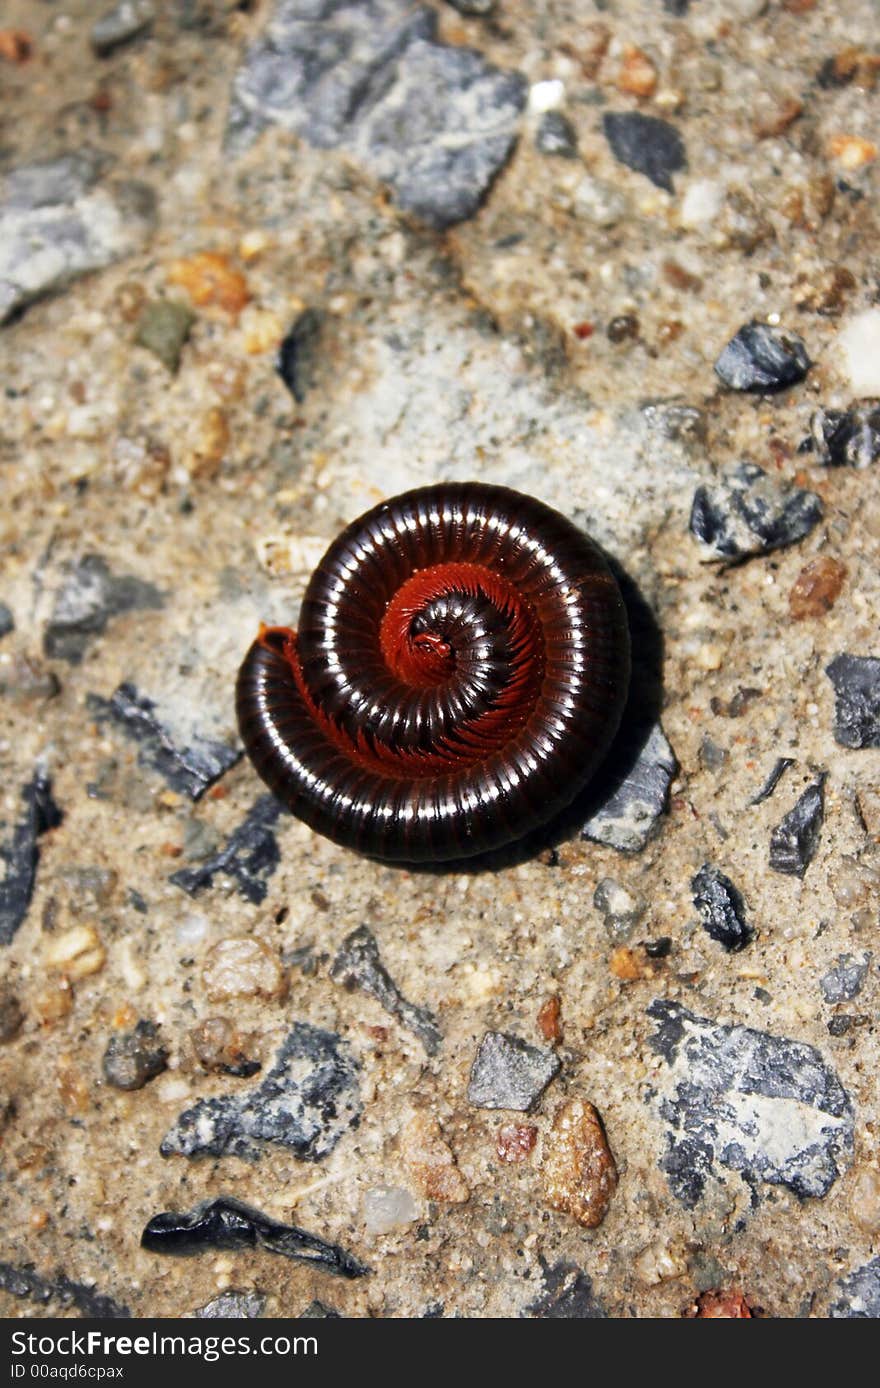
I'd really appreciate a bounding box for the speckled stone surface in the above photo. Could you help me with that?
[1,0,879,1320]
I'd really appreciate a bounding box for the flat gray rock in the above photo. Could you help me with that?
[580,722,677,853]
[467,1030,560,1111]
[0,152,155,325]
[646,1000,854,1208]
[829,1257,880,1318]
[820,953,871,1005]
[226,0,525,226]
[160,1022,361,1162]
[690,462,823,561]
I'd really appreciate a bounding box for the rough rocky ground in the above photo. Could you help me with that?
[1,0,879,1320]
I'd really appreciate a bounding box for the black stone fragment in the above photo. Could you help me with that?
[799,404,880,468]
[276,308,323,404]
[769,776,826,877]
[690,462,822,561]
[300,1300,341,1318]
[467,1030,561,1111]
[0,768,63,947]
[602,112,686,193]
[580,721,677,852]
[750,756,795,806]
[445,0,495,13]
[526,1260,606,1319]
[691,863,753,951]
[662,0,690,12]
[141,1197,367,1280]
[816,55,857,90]
[714,322,811,393]
[826,654,880,749]
[44,555,163,663]
[91,0,155,57]
[644,937,672,959]
[534,111,578,158]
[829,1257,880,1318]
[0,604,13,638]
[0,1262,130,1318]
[87,683,241,801]
[160,1021,361,1162]
[102,1020,168,1090]
[330,925,442,1056]
[169,794,282,902]
[0,987,24,1042]
[195,1290,266,1318]
[820,953,871,1005]
[646,999,854,1207]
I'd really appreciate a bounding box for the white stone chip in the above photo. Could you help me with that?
[838,309,880,396]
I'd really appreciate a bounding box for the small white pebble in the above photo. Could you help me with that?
[680,179,724,228]
[529,80,565,114]
[838,309,880,396]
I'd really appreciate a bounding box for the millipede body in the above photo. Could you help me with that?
[236,482,630,863]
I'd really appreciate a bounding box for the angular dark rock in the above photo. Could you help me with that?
[134,299,195,374]
[593,878,645,942]
[526,1260,606,1319]
[160,1021,361,1162]
[602,112,686,193]
[91,0,155,56]
[535,111,578,158]
[690,462,823,561]
[227,1,525,227]
[141,1196,367,1279]
[825,654,880,749]
[0,987,24,1043]
[829,1257,880,1318]
[800,403,880,468]
[0,768,63,947]
[646,1000,854,1207]
[330,925,442,1056]
[0,604,13,639]
[0,152,155,325]
[44,555,164,663]
[580,721,677,853]
[169,795,282,901]
[820,953,871,1005]
[276,308,323,403]
[768,776,825,877]
[691,863,753,952]
[445,0,495,13]
[87,683,241,801]
[102,1020,168,1091]
[0,1262,130,1318]
[467,1031,560,1111]
[300,1300,341,1317]
[714,322,811,392]
[195,1290,266,1318]
[749,756,795,806]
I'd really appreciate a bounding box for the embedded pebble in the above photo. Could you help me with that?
[91,1,155,57]
[542,1098,618,1229]
[749,757,794,805]
[160,1022,361,1162]
[838,310,880,395]
[602,112,686,192]
[496,1123,538,1163]
[467,1031,561,1112]
[44,924,106,980]
[691,863,753,951]
[789,557,846,619]
[134,299,195,374]
[714,322,811,392]
[802,404,880,468]
[829,1257,880,1318]
[647,1000,854,1207]
[330,924,442,1056]
[44,555,163,664]
[195,1290,266,1319]
[202,937,287,1003]
[825,655,880,749]
[362,1186,419,1236]
[593,878,645,941]
[102,1020,168,1091]
[526,1262,606,1319]
[690,463,823,561]
[276,309,323,403]
[768,776,826,878]
[190,1017,261,1078]
[580,722,677,853]
[0,605,13,639]
[402,1112,470,1203]
[820,953,872,1005]
[0,988,24,1043]
[534,112,578,159]
[850,1168,880,1235]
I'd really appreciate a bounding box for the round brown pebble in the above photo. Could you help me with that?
[788,556,846,619]
[542,1097,618,1228]
[496,1123,538,1163]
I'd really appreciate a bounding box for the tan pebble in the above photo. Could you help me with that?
[168,251,250,316]
[827,135,878,170]
[241,306,283,354]
[609,944,655,981]
[537,994,562,1043]
[542,1097,618,1228]
[402,1112,470,1204]
[753,96,802,139]
[238,229,272,262]
[188,407,230,481]
[57,1059,90,1116]
[44,926,105,981]
[788,556,846,619]
[575,22,610,78]
[33,978,73,1025]
[29,1209,50,1232]
[190,1016,259,1073]
[616,46,657,98]
[634,1238,688,1285]
[850,1167,880,1234]
[497,1123,538,1163]
[202,937,288,1002]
